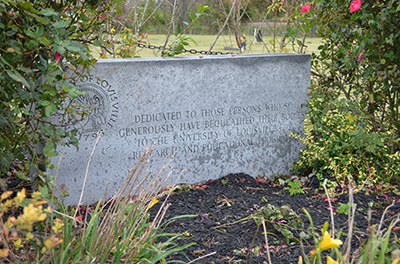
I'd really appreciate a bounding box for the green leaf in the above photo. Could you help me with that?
[39,185,49,198]
[25,39,40,49]
[5,30,16,37]
[39,9,58,17]
[67,45,83,52]
[36,16,48,25]
[43,139,57,157]
[45,103,58,117]
[16,171,29,181]
[39,36,52,45]
[198,5,209,13]
[60,40,71,47]
[6,70,31,89]
[40,100,51,106]
[0,56,12,68]
[52,20,69,29]
[18,66,34,75]
[20,1,36,12]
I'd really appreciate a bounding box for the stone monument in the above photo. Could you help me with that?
[54,54,311,204]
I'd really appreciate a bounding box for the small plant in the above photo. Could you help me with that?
[300,214,400,264]
[50,199,194,263]
[221,178,229,185]
[162,34,196,57]
[116,27,142,58]
[284,180,306,196]
[299,222,344,264]
[214,203,304,245]
[233,244,278,258]
[0,189,63,261]
[337,202,350,215]
[357,218,400,264]
[253,204,304,245]
[299,180,400,264]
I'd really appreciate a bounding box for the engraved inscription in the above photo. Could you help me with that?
[121,102,306,162]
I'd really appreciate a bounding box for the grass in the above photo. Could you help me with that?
[0,147,195,263]
[93,34,322,58]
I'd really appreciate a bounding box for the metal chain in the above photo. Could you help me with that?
[136,43,233,56]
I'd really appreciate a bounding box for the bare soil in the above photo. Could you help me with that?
[151,173,399,264]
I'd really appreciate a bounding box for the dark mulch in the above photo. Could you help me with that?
[150,173,399,264]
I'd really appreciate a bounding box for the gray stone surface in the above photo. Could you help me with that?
[54,54,311,204]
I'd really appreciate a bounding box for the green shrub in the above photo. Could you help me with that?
[293,0,400,185]
[0,0,110,189]
[293,97,400,185]
[0,188,63,261]
[313,0,400,136]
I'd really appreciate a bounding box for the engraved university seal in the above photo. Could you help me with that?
[75,75,119,134]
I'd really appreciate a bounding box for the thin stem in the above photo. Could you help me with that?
[209,0,238,53]
[323,179,335,237]
[163,0,178,51]
[187,252,217,264]
[73,131,102,221]
[262,216,272,264]
[344,182,356,262]
[378,201,396,232]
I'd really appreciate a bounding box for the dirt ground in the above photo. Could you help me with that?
[150,173,399,264]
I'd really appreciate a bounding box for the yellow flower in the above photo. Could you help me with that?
[13,238,23,249]
[26,232,34,240]
[0,204,7,213]
[145,198,159,211]
[319,231,343,251]
[1,191,12,200]
[24,204,47,221]
[298,256,303,264]
[14,189,26,205]
[44,235,63,250]
[0,200,13,212]
[52,219,64,234]
[31,191,42,200]
[16,204,47,230]
[0,248,9,258]
[5,216,17,228]
[392,258,400,264]
[110,27,116,33]
[326,256,339,264]
[34,200,48,206]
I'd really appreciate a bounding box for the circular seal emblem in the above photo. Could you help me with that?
[73,76,119,134]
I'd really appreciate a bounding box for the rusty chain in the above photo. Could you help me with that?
[136,43,233,56]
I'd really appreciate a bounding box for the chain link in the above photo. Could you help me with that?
[136,43,232,56]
